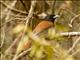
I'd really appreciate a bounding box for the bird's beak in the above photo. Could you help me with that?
[53,15,60,19]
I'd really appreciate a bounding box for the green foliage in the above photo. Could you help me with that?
[55,22,70,32]
[43,45,54,60]
[29,41,41,57]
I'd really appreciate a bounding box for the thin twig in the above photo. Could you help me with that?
[0,27,5,48]
[1,0,17,48]
[13,1,37,60]
[0,13,25,28]
[1,1,17,19]
[28,32,80,46]
[70,47,80,57]
[5,32,23,54]
[68,37,80,53]
[59,32,80,36]
[69,14,80,27]
[20,0,28,12]
[66,9,76,16]
[12,48,31,60]
[0,1,27,15]
[1,12,26,18]
[52,0,56,14]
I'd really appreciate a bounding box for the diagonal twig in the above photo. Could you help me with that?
[12,1,37,60]
[68,14,80,27]
[68,37,80,53]
[5,32,23,54]
[0,1,27,15]
[12,48,31,60]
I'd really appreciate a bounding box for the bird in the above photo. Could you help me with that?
[33,14,59,35]
[15,14,59,56]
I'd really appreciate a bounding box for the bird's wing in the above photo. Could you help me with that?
[33,21,53,35]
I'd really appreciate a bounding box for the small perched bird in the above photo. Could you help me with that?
[33,14,59,35]
[15,14,59,56]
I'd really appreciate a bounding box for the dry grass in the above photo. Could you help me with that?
[0,0,80,60]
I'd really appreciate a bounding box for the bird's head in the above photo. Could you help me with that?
[38,13,59,23]
[45,15,60,23]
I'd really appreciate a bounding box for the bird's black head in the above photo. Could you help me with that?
[45,15,59,23]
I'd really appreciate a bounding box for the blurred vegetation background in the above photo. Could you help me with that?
[0,0,80,60]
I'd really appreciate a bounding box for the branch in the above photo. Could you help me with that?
[20,0,28,12]
[1,0,17,47]
[12,48,31,60]
[0,1,27,14]
[5,32,23,54]
[46,0,56,14]
[68,14,80,27]
[68,37,80,53]
[13,1,37,60]
[0,13,26,28]
[23,0,37,32]
[59,32,80,36]
[12,32,80,60]
[71,47,80,57]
